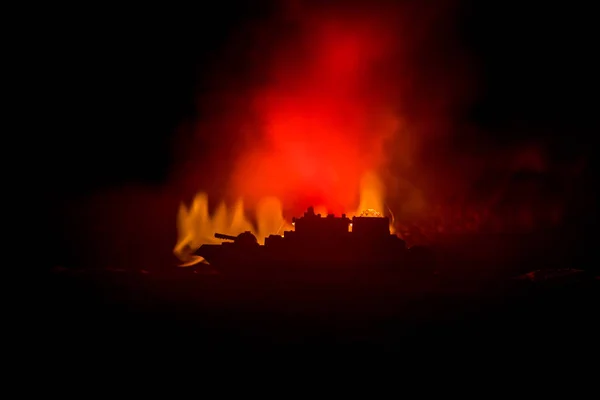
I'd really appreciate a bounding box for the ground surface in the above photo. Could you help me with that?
[27,265,598,367]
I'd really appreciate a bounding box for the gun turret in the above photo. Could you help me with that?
[215,233,236,241]
[214,231,259,245]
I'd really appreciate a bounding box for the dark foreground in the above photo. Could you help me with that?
[27,264,599,367]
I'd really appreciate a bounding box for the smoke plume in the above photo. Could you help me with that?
[173,0,590,234]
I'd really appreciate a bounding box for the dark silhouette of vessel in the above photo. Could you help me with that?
[194,206,433,276]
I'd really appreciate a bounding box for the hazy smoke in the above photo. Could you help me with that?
[173,0,589,233]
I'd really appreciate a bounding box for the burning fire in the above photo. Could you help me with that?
[172,3,458,264]
[174,195,291,265]
[172,1,574,264]
[174,171,394,265]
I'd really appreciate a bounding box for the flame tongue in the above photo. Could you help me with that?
[174,194,293,265]
[359,208,383,217]
[174,171,391,265]
[354,171,385,217]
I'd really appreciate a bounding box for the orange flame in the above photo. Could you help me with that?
[174,194,292,265]
[174,171,394,265]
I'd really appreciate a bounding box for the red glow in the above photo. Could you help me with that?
[231,6,400,215]
[179,1,572,235]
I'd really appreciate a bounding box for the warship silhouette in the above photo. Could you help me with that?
[194,206,434,276]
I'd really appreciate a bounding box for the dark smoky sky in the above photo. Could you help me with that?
[38,1,598,268]
[41,1,598,195]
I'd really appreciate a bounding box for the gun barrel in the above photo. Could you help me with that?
[214,232,236,241]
